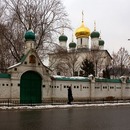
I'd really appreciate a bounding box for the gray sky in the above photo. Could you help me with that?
[61,0,130,54]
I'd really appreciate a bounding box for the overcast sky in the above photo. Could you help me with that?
[61,0,130,54]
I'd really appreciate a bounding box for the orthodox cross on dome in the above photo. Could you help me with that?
[99,30,102,38]
[29,14,32,30]
[61,25,64,35]
[82,11,84,22]
[72,33,74,42]
[27,14,34,30]
[94,21,96,31]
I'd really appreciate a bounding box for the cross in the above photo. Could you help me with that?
[28,14,32,29]
[94,21,96,31]
[82,11,84,22]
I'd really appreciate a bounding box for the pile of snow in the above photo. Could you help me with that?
[0,102,130,110]
[53,75,88,80]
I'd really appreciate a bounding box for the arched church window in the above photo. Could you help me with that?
[29,55,36,63]
[80,38,82,45]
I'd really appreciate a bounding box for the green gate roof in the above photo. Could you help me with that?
[0,73,11,78]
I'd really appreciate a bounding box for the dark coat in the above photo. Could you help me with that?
[68,87,73,103]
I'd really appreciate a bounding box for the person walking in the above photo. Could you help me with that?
[68,86,73,104]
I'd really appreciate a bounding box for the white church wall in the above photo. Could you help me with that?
[42,78,52,99]
[0,79,10,99]
[50,77,130,101]
[91,82,122,99]
[10,80,20,99]
[122,83,130,99]
[71,81,90,99]
[51,78,91,100]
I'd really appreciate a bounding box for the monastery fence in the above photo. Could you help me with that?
[0,98,130,107]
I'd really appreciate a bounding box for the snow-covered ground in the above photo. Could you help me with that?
[0,102,130,110]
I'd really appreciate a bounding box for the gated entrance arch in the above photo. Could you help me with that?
[20,71,42,104]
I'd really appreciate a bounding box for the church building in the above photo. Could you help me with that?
[49,18,112,77]
[0,29,52,104]
[1,17,129,104]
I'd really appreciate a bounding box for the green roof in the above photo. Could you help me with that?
[25,30,35,41]
[69,42,76,48]
[20,50,30,63]
[96,78,121,83]
[59,34,68,42]
[91,31,100,38]
[53,76,124,83]
[126,80,130,83]
[99,39,104,45]
[0,73,11,78]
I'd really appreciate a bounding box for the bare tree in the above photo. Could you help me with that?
[65,51,80,76]
[49,48,80,76]
[0,4,16,72]
[0,0,70,68]
[86,50,108,77]
[0,24,16,72]
[111,47,130,77]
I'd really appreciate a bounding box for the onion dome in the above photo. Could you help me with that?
[59,34,68,42]
[99,39,105,46]
[91,21,100,38]
[75,21,90,38]
[25,29,35,41]
[69,41,76,48]
[91,31,100,38]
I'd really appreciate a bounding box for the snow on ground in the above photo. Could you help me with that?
[0,102,130,110]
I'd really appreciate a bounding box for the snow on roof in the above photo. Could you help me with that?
[52,75,89,82]
[8,62,21,69]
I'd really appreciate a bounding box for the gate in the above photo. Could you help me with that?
[20,71,42,104]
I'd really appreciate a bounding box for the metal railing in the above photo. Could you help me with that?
[0,99,130,107]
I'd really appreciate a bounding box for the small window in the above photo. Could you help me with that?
[14,68,17,71]
[18,84,20,86]
[38,63,41,66]
[29,55,36,63]
[110,86,114,89]
[103,86,107,89]
[2,84,5,86]
[6,84,8,86]
[24,61,27,64]
[11,83,13,86]
[79,71,83,76]
[74,71,78,76]
[57,72,60,75]
[43,85,45,88]
[64,86,66,88]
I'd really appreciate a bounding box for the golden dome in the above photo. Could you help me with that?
[75,21,90,38]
